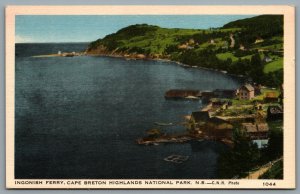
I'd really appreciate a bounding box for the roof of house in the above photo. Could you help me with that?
[256,123,269,132]
[214,89,237,93]
[242,123,269,133]
[240,84,254,92]
[165,89,200,98]
[191,111,210,122]
[265,92,278,98]
[242,123,257,133]
[213,89,237,98]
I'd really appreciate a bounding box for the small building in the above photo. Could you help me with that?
[242,122,269,140]
[239,44,245,51]
[213,89,237,99]
[206,117,233,130]
[238,84,255,100]
[263,56,273,63]
[255,37,264,44]
[264,92,278,103]
[136,54,146,59]
[188,39,195,45]
[165,89,201,99]
[210,39,215,44]
[186,45,194,50]
[204,117,234,140]
[178,44,188,49]
[252,139,269,149]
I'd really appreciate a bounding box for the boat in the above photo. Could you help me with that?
[154,122,173,126]
[185,96,199,100]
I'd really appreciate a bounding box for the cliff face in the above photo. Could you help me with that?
[86,45,149,59]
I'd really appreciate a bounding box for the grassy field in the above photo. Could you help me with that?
[263,58,283,73]
[217,27,241,32]
[260,43,283,50]
[91,24,244,56]
[123,27,240,54]
[271,36,283,41]
[216,52,253,62]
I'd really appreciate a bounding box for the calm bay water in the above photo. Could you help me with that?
[15,43,241,179]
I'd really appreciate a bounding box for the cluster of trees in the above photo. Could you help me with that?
[223,15,283,46]
[234,49,256,57]
[88,24,159,51]
[115,24,159,38]
[172,48,281,87]
[178,49,220,69]
[217,124,283,178]
[217,128,261,178]
[263,69,283,88]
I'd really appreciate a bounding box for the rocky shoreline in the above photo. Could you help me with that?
[84,45,247,78]
[136,132,234,147]
[32,48,245,79]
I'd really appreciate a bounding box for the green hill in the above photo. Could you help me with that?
[86,15,283,87]
[223,15,283,40]
[222,15,283,49]
[87,24,234,56]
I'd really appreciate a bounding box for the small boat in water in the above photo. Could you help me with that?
[154,122,173,126]
[185,96,200,100]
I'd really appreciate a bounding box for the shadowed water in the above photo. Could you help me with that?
[15,43,241,179]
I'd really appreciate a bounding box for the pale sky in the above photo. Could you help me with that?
[16,15,256,43]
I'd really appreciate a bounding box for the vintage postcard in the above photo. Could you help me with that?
[6,6,295,189]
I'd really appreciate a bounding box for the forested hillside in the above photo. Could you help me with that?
[87,15,284,87]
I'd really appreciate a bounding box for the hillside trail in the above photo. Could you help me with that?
[244,157,283,179]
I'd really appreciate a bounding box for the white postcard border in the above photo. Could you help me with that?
[5,5,295,189]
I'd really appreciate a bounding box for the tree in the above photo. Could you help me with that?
[217,128,260,178]
[249,53,264,83]
[266,128,283,160]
